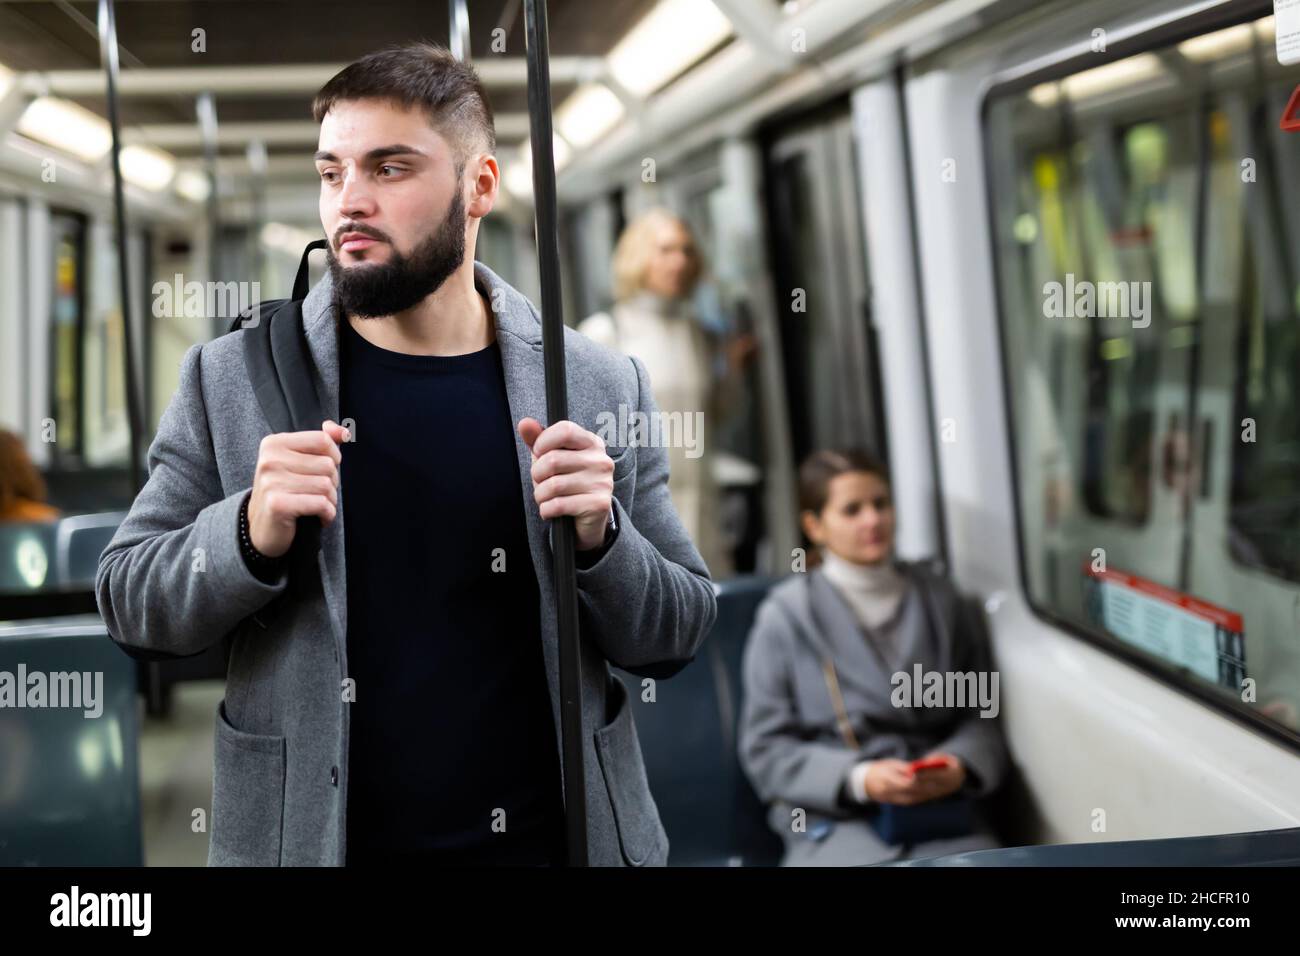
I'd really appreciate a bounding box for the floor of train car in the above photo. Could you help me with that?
[139,681,221,866]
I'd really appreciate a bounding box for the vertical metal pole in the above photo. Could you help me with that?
[97,0,143,493]
[247,139,267,294]
[449,0,471,61]
[197,92,220,335]
[523,0,587,867]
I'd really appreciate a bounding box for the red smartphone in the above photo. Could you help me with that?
[908,756,950,773]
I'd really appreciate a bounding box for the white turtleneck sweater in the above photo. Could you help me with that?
[819,549,910,805]
[819,549,908,632]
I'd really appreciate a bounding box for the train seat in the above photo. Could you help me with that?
[615,574,782,866]
[0,617,143,865]
[54,511,127,588]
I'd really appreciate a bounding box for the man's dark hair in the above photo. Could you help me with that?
[311,42,496,162]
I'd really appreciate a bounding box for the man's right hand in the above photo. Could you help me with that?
[247,420,348,558]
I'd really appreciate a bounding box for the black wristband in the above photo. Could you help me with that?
[239,491,284,584]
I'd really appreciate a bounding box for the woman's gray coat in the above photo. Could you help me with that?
[738,561,1009,865]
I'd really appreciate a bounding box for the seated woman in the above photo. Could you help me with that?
[738,448,1009,866]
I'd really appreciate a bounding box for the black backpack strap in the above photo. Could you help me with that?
[242,307,294,434]
[291,239,326,300]
[276,238,329,435]
[270,297,325,434]
[239,239,330,563]
[269,298,325,560]
[228,299,287,336]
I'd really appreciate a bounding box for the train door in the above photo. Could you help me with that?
[763,109,885,470]
[560,148,800,577]
[664,155,775,576]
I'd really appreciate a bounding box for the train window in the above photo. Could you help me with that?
[989,14,1300,738]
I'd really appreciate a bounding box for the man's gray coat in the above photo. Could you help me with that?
[96,261,717,866]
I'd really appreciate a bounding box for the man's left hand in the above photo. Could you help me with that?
[518,418,613,551]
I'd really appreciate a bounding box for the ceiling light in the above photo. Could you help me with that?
[1178,24,1254,61]
[504,136,572,200]
[1028,83,1059,108]
[120,144,176,191]
[607,0,732,97]
[504,159,534,200]
[1061,54,1164,102]
[261,222,321,254]
[556,83,625,149]
[17,96,112,162]
[175,168,211,202]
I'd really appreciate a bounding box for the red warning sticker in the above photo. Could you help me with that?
[1083,563,1246,689]
[1281,84,1300,131]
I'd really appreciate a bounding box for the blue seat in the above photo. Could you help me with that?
[0,616,143,865]
[0,511,129,593]
[54,511,128,588]
[615,575,782,866]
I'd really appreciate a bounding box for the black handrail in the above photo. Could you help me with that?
[96,0,144,495]
[523,0,588,867]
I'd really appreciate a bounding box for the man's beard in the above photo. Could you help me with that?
[326,189,466,319]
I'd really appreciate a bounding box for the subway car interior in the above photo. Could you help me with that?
[1,0,1299,874]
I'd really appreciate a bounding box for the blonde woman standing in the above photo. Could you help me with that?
[579,208,737,578]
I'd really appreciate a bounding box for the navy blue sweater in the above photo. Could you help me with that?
[339,315,565,866]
